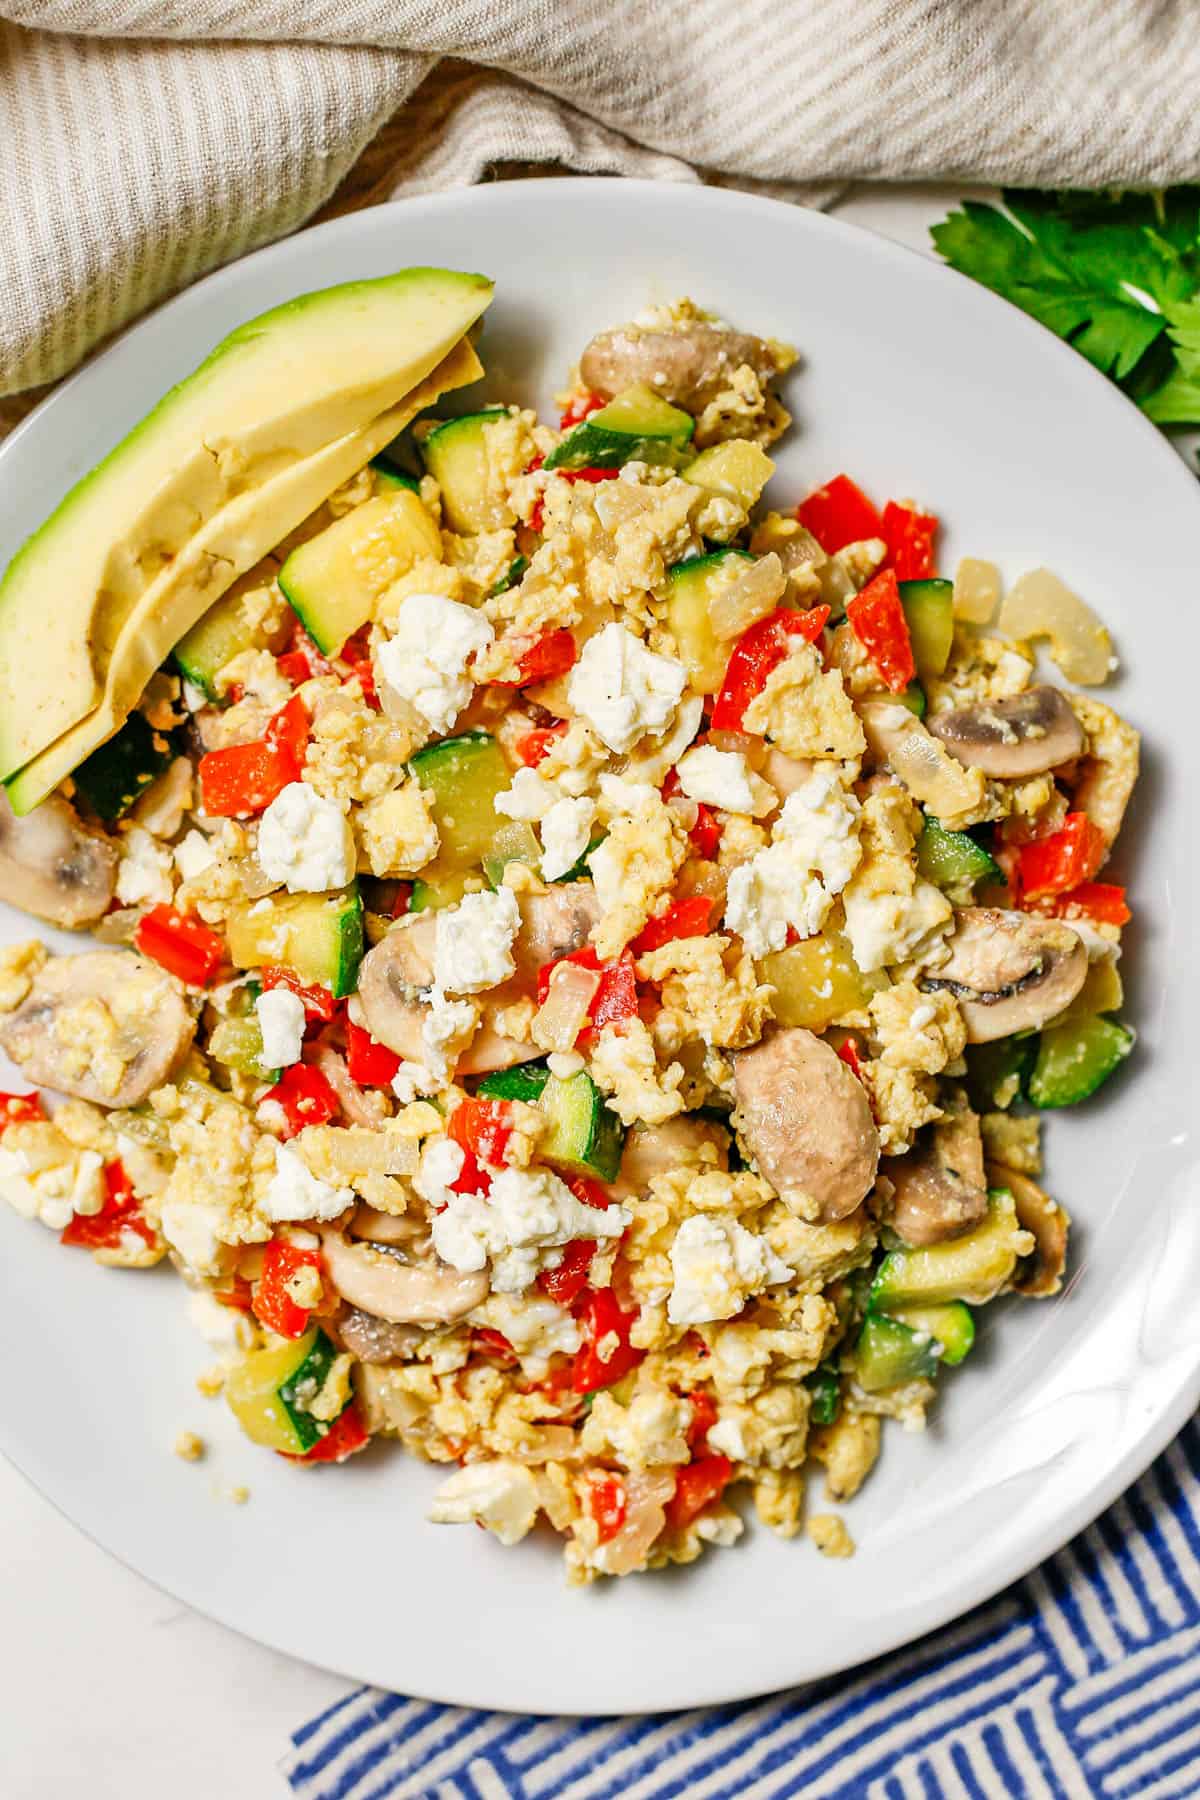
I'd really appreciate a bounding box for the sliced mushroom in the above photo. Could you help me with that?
[989,1163,1070,1296]
[0,788,117,928]
[609,1114,730,1203]
[356,883,601,1070]
[579,324,778,413]
[928,686,1084,778]
[348,1204,424,1248]
[333,1307,425,1364]
[733,1027,879,1222]
[319,1228,488,1325]
[922,908,1087,1043]
[0,950,194,1106]
[883,1098,988,1247]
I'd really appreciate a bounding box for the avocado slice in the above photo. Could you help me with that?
[6,337,482,815]
[0,267,493,782]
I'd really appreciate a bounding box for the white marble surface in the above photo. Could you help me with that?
[0,181,979,1800]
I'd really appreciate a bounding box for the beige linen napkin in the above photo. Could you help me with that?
[4,1,1200,402]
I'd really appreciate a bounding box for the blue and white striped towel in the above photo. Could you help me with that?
[283,1417,1200,1800]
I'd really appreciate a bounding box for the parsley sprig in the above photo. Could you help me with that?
[931,189,1200,425]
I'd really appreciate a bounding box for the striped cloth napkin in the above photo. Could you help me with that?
[7,1,1200,396]
[282,1419,1200,1800]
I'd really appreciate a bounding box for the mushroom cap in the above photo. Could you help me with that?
[0,789,116,929]
[320,1228,489,1326]
[884,1100,988,1247]
[0,949,194,1107]
[356,882,600,1069]
[989,1163,1070,1297]
[924,907,1088,1043]
[579,324,777,412]
[733,1026,879,1222]
[928,686,1084,778]
[608,1114,730,1203]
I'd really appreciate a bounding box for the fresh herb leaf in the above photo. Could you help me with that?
[931,188,1200,421]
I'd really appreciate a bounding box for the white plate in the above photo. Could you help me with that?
[1,179,1198,1717]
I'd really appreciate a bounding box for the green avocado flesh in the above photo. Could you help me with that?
[0,267,494,793]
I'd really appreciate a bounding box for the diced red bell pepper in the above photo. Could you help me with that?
[560,390,607,428]
[290,1403,370,1465]
[1051,881,1131,927]
[1016,812,1107,900]
[252,1237,324,1339]
[589,1474,628,1543]
[338,626,379,707]
[516,721,569,767]
[690,804,721,861]
[473,1327,519,1366]
[882,499,938,580]
[665,1454,734,1532]
[450,1147,491,1196]
[198,694,310,818]
[537,1238,597,1306]
[536,945,638,1039]
[710,605,830,731]
[261,1063,341,1138]
[448,1096,517,1167]
[135,905,225,986]
[686,1389,718,1454]
[797,474,882,553]
[572,1286,645,1395]
[632,895,714,955]
[260,965,336,1023]
[837,1038,864,1080]
[567,1174,615,1212]
[344,1018,402,1087]
[492,628,579,688]
[215,1276,255,1312]
[60,1158,156,1252]
[0,1091,45,1134]
[845,569,916,693]
[276,621,332,685]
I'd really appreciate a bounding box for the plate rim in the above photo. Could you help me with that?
[2,175,1199,1716]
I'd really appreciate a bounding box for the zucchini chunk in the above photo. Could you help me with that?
[666,549,754,694]
[420,409,510,532]
[804,1362,843,1425]
[681,440,774,511]
[870,1189,1029,1307]
[853,1313,941,1392]
[883,1300,975,1366]
[173,565,285,701]
[225,1326,340,1454]
[1027,1014,1134,1108]
[899,578,954,681]
[72,711,174,823]
[965,1035,1037,1111]
[408,731,512,878]
[478,1060,625,1181]
[279,490,441,654]
[545,384,694,472]
[369,457,419,493]
[227,885,364,997]
[916,815,1002,891]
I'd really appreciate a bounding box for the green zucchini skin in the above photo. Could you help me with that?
[1028,1015,1134,1108]
[72,712,175,822]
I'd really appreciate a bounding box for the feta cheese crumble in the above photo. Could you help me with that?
[374,591,494,735]
[676,745,772,817]
[539,796,596,881]
[566,622,686,753]
[429,1460,540,1545]
[254,988,306,1069]
[257,781,356,893]
[261,1141,354,1224]
[666,1213,792,1325]
[174,828,216,883]
[724,767,861,958]
[431,1166,631,1293]
[115,826,175,907]
[433,886,521,994]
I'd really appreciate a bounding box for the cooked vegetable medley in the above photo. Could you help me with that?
[0,289,1139,1581]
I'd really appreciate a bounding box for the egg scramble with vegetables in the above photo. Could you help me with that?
[0,289,1139,1581]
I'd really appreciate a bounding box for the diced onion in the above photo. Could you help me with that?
[531,962,600,1053]
[709,553,786,640]
[953,557,1001,624]
[998,568,1114,685]
[595,1469,677,1576]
